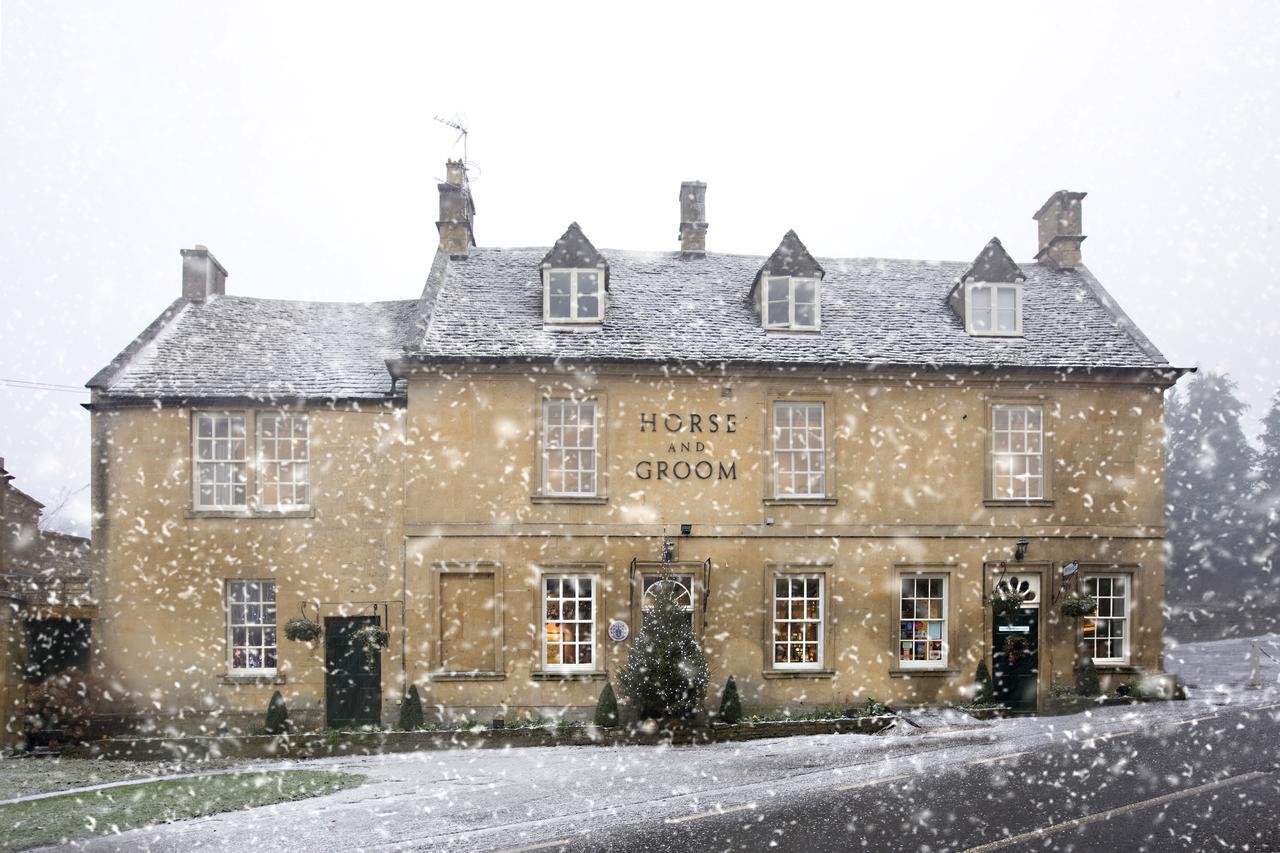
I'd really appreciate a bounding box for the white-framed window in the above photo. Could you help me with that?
[773,401,826,498]
[764,276,821,331]
[899,575,948,667]
[772,574,823,669]
[542,575,595,671]
[641,573,696,633]
[1083,574,1129,663]
[966,282,1022,336]
[195,412,247,509]
[227,579,277,672]
[257,413,309,509]
[991,404,1044,500]
[542,398,598,496]
[544,268,603,323]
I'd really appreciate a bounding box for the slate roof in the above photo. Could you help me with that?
[92,244,1173,402]
[409,248,1171,371]
[93,296,420,400]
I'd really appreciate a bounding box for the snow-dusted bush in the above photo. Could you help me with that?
[618,576,709,720]
[1058,592,1098,619]
[264,690,291,735]
[353,625,390,666]
[284,617,322,643]
[972,660,994,705]
[398,684,424,730]
[593,681,619,727]
[717,676,742,724]
[1074,656,1101,696]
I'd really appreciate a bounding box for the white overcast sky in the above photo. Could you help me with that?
[2,1,1279,534]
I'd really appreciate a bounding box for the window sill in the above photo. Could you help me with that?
[889,667,959,678]
[530,670,609,682]
[186,508,315,520]
[1093,663,1139,674]
[983,499,1054,508]
[430,671,507,682]
[220,673,285,686]
[764,497,837,507]
[542,322,603,332]
[761,669,835,680]
[530,495,609,505]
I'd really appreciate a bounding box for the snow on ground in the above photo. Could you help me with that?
[62,634,1280,853]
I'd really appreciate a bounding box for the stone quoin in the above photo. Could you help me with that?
[85,163,1188,730]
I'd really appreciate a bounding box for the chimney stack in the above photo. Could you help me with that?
[678,181,708,258]
[181,245,227,301]
[1033,190,1087,269]
[437,159,476,259]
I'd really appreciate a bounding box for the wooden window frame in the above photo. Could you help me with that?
[533,563,605,676]
[984,397,1054,506]
[965,281,1023,337]
[256,412,310,510]
[193,411,249,510]
[762,562,833,675]
[225,578,277,675]
[763,392,837,505]
[532,390,608,503]
[896,571,950,670]
[543,267,605,324]
[1082,571,1133,666]
[763,275,821,331]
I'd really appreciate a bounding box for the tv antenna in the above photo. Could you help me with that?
[433,114,470,171]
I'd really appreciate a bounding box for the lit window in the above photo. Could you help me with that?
[991,404,1044,500]
[227,580,277,672]
[773,402,826,498]
[257,413,309,509]
[772,575,823,669]
[542,399,598,496]
[1083,575,1129,663]
[543,575,595,671]
[195,413,247,509]
[899,575,947,667]
[642,574,695,633]
[967,283,1021,336]
[764,277,820,330]
[545,269,603,323]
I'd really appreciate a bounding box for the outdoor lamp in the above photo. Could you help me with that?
[1014,539,1029,561]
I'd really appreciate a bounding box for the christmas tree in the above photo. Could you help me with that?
[618,571,709,720]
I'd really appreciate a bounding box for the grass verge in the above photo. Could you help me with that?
[0,769,364,851]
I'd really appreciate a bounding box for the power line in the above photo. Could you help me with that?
[1,378,88,395]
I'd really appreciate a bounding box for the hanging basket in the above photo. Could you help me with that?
[284,617,322,643]
[986,590,1026,619]
[1059,592,1098,619]
[353,625,390,666]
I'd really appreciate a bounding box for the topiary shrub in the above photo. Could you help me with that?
[264,690,291,735]
[593,681,619,727]
[718,676,742,724]
[398,684,424,731]
[617,574,709,720]
[1075,656,1101,697]
[972,660,995,705]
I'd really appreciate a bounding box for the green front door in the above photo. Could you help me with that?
[992,608,1040,710]
[324,616,382,728]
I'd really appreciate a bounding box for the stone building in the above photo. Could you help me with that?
[86,164,1186,730]
[0,458,95,739]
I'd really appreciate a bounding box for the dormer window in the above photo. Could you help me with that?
[949,237,1026,338]
[545,269,602,323]
[751,230,825,333]
[966,282,1021,336]
[539,222,609,327]
[764,277,820,330]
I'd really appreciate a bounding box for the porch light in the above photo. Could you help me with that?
[1014,539,1029,561]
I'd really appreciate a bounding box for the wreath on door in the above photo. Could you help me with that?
[1005,634,1031,665]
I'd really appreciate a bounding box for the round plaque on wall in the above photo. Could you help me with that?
[608,620,630,642]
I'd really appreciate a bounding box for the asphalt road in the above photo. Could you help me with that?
[573,702,1280,853]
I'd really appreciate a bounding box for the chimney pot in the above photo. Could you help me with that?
[1033,190,1087,269]
[180,246,228,301]
[437,159,476,259]
[678,181,708,258]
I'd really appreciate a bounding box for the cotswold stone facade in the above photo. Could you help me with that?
[87,166,1185,730]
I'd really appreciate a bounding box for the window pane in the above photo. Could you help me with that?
[767,298,789,326]
[549,271,572,295]
[577,271,599,295]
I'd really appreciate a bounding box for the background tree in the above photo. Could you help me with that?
[1165,372,1258,603]
[618,576,709,720]
[1256,390,1280,579]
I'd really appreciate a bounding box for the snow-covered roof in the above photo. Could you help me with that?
[407,247,1170,372]
[90,246,1173,403]
[92,296,419,401]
